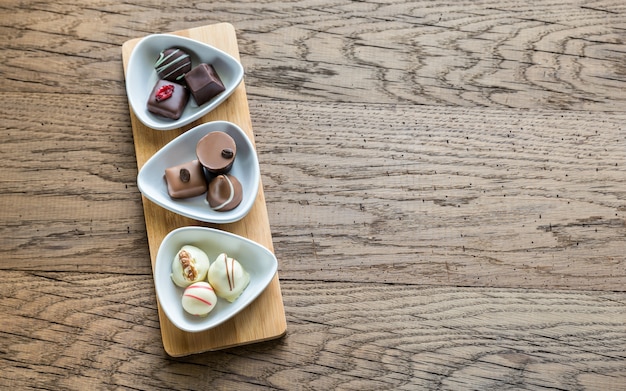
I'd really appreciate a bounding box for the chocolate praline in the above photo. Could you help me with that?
[207,174,243,212]
[164,160,207,199]
[154,47,192,83]
[147,80,189,120]
[184,63,225,106]
[195,131,237,174]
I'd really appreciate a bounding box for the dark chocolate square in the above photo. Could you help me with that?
[184,63,225,106]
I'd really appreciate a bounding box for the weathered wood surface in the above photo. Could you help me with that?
[2,272,625,390]
[1,0,625,389]
[3,96,625,290]
[3,1,626,111]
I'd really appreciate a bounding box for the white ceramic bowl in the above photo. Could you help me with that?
[155,226,278,333]
[126,34,244,131]
[137,121,260,223]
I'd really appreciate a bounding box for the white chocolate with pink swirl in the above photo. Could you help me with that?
[182,282,217,316]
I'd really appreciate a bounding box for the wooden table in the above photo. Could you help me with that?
[2,0,625,389]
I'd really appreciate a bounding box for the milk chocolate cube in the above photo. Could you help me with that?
[184,63,225,106]
[195,131,236,174]
[164,160,207,199]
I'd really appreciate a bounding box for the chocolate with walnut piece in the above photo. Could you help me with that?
[170,245,210,288]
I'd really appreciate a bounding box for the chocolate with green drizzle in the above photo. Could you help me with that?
[154,48,192,82]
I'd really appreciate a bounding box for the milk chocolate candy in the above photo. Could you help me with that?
[147,80,189,120]
[207,174,243,212]
[164,160,207,199]
[195,131,236,174]
[184,63,225,106]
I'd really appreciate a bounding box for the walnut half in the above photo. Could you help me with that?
[178,249,198,281]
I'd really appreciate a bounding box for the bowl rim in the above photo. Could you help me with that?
[154,226,278,332]
[126,33,244,131]
[136,120,260,223]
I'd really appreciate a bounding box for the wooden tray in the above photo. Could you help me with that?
[121,23,287,356]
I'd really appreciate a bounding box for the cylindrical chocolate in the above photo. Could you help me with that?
[196,131,237,174]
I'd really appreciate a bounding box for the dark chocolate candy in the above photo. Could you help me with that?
[164,160,207,199]
[147,80,189,120]
[195,131,237,174]
[184,63,225,106]
[154,48,192,83]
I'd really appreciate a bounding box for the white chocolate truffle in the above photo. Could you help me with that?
[182,282,217,316]
[170,245,210,288]
[207,253,250,302]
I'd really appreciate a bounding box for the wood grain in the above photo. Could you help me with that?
[1,0,625,388]
[251,101,626,291]
[3,96,624,290]
[0,92,149,272]
[2,0,626,110]
[1,272,625,390]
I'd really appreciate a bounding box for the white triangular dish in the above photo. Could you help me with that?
[155,226,278,333]
[137,121,260,223]
[126,34,244,131]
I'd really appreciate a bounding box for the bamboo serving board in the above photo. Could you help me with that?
[121,23,287,356]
